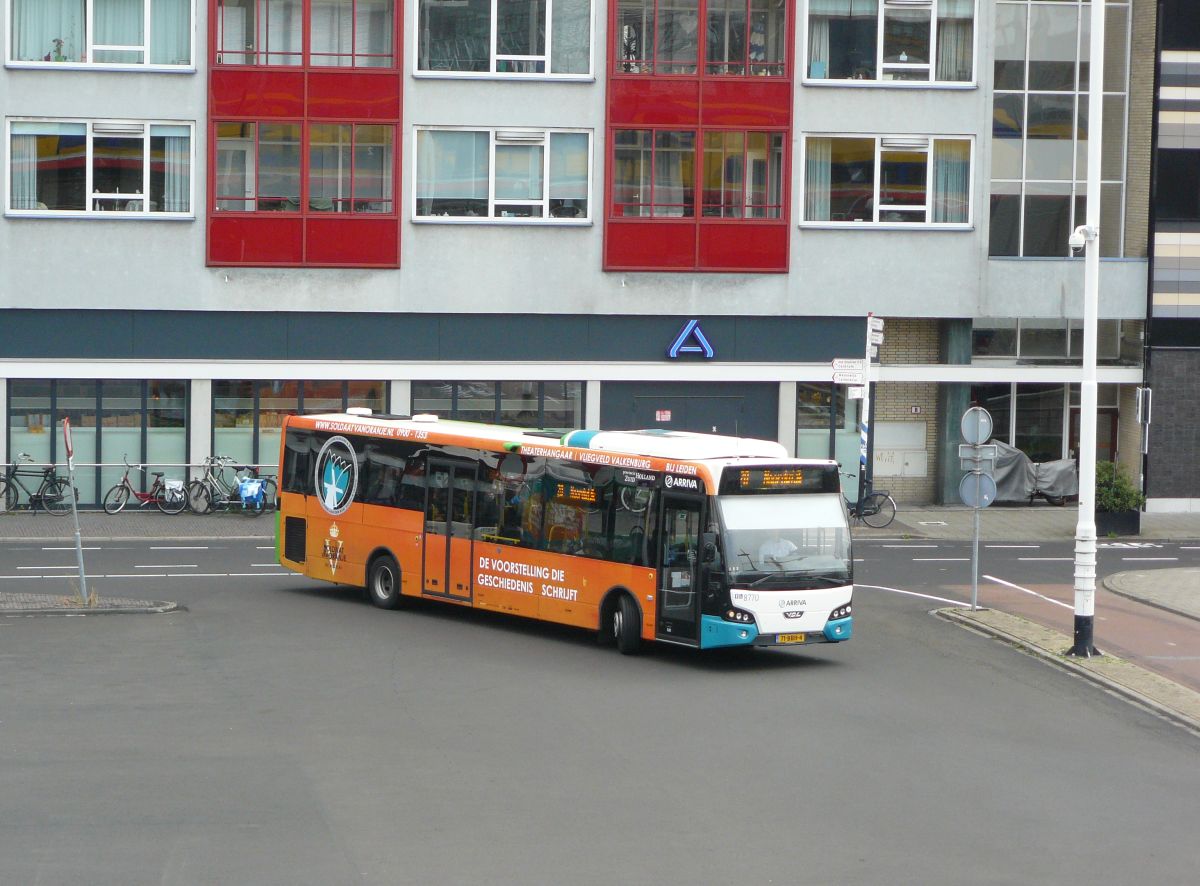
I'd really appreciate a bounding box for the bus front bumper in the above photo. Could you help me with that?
[700,616,853,649]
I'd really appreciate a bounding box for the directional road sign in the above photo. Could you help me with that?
[832,358,866,372]
[833,370,866,385]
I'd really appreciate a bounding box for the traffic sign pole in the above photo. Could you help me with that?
[62,418,89,606]
[958,407,997,611]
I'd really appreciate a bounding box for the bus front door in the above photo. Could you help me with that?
[423,460,476,601]
[655,493,702,645]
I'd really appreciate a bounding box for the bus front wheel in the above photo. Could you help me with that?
[613,594,642,655]
[367,555,403,610]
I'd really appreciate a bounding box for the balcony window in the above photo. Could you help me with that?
[216,0,395,67]
[701,131,784,218]
[414,128,591,221]
[8,0,193,66]
[806,0,973,83]
[8,119,192,216]
[617,0,782,76]
[416,0,591,76]
[803,135,971,225]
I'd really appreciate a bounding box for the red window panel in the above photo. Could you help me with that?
[212,0,399,70]
[209,119,399,267]
[605,125,789,272]
[612,0,790,79]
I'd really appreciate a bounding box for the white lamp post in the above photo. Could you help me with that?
[1067,0,1107,658]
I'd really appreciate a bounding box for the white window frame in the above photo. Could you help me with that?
[802,0,977,88]
[412,126,593,225]
[5,117,196,219]
[4,0,196,70]
[412,0,594,80]
[799,133,974,229]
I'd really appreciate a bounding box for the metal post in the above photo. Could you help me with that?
[972,503,980,611]
[1068,0,1105,658]
[66,461,89,607]
[857,314,874,516]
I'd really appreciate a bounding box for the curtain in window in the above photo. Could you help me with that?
[808,15,830,77]
[416,130,489,214]
[12,0,84,62]
[804,137,832,221]
[95,0,144,62]
[932,139,970,223]
[653,132,692,217]
[311,0,353,65]
[150,0,191,63]
[935,0,972,82]
[10,135,39,209]
[162,133,190,212]
[358,0,394,67]
[266,0,304,64]
[551,0,591,73]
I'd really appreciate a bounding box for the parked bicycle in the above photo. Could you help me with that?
[0,453,77,515]
[102,456,188,515]
[841,471,897,529]
[187,455,277,516]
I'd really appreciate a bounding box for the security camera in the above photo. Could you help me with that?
[1068,225,1088,253]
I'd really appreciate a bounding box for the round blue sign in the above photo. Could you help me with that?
[314,436,358,516]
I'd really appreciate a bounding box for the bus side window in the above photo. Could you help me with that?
[397,456,426,510]
[612,485,655,566]
[281,429,314,494]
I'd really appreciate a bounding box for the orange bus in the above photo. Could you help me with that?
[276,410,853,653]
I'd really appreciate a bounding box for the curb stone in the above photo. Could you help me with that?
[937,606,1200,736]
[0,594,180,616]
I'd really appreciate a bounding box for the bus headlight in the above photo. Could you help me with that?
[723,607,755,624]
[830,603,853,621]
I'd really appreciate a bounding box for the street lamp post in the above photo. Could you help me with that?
[1067,0,1106,658]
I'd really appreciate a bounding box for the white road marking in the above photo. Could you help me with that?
[166,573,229,577]
[16,565,78,570]
[256,546,274,550]
[151,546,209,550]
[135,564,196,569]
[1120,557,1179,561]
[983,574,1073,610]
[878,544,938,549]
[1179,546,1200,550]
[228,572,291,576]
[986,545,1040,549]
[856,583,970,607]
[1018,557,1074,561]
[41,546,100,551]
[913,558,970,562]
[250,563,280,567]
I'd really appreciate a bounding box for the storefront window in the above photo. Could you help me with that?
[212,380,388,470]
[1014,383,1065,462]
[6,379,189,506]
[412,381,584,428]
[795,383,860,501]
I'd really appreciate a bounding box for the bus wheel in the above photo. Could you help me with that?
[614,594,642,655]
[367,555,403,610]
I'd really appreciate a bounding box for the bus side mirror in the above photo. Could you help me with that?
[701,533,718,563]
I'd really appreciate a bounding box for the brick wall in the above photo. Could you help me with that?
[876,319,940,505]
[1116,383,1142,483]
[1124,0,1156,259]
[1147,350,1200,498]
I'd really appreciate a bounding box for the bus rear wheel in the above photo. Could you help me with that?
[367,554,403,610]
[613,594,642,655]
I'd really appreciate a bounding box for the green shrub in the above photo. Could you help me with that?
[1095,460,1145,513]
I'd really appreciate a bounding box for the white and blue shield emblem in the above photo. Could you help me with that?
[314,436,358,516]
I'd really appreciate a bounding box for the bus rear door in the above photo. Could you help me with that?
[655,492,703,645]
[423,459,476,601]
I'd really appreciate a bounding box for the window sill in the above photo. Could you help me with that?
[6,61,195,73]
[799,222,974,231]
[801,78,976,90]
[412,216,592,226]
[6,210,194,220]
[412,70,594,82]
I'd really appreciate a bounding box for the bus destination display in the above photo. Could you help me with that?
[719,464,839,495]
[555,482,598,504]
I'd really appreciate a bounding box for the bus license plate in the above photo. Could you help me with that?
[777,633,806,645]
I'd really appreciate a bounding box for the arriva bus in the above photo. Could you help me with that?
[276,410,853,653]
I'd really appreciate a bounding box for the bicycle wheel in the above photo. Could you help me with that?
[41,479,76,516]
[157,483,189,515]
[187,480,213,514]
[860,492,897,529]
[0,479,18,512]
[103,484,131,515]
[261,478,278,512]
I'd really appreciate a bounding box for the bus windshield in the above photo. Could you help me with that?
[717,493,851,586]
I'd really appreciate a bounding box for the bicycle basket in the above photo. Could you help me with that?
[164,479,184,492]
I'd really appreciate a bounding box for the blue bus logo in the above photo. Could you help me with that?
[314,436,358,516]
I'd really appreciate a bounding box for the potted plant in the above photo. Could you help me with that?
[1094,460,1145,536]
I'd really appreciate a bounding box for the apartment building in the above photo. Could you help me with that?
[1,1,1155,507]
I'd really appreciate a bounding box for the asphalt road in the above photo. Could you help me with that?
[1,540,1199,885]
